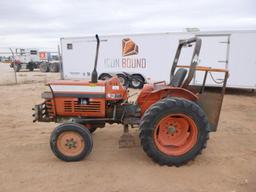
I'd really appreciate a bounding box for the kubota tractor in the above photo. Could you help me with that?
[33,35,228,166]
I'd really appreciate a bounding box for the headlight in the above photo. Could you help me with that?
[106,93,122,99]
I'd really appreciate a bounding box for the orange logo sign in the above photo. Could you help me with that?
[122,38,138,57]
[39,52,46,60]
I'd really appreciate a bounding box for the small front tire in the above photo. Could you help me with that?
[50,123,93,162]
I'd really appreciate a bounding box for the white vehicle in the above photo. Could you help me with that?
[61,30,256,89]
[10,48,41,72]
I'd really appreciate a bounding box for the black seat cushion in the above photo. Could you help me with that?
[169,68,188,87]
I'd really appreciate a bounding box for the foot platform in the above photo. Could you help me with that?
[119,125,135,148]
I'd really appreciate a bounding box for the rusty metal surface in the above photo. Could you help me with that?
[198,89,224,132]
[192,70,228,132]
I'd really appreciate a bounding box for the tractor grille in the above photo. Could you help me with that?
[64,100,101,113]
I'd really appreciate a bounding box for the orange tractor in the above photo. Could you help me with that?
[33,35,228,166]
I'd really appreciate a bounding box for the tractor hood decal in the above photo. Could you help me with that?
[50,85,105,93]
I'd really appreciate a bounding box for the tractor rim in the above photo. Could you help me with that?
[154,114,198,156]
[57,131,85,157]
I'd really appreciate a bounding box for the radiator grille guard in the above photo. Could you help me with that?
[33,99,55,122]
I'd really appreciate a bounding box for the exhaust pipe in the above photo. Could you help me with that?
[91,34,100,83]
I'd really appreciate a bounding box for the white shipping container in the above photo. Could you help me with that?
[60,30,256,89]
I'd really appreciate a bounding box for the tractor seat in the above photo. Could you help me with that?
[169,68,188,87]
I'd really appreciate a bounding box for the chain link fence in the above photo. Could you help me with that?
[0,62,60,85]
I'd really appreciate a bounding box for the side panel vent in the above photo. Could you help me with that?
[56,98,105,117]
[73,101,101,112]
[64,101,72,112]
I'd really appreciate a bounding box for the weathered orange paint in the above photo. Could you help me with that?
[137,84,198,115]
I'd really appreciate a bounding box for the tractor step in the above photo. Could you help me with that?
[119,124,135,148]
[119,132,135,148]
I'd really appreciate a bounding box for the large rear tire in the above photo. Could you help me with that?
[50,123,93,162]
[139,97,209,166]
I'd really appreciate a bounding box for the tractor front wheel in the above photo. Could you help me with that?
[50,123,93,162]
[139,97,209,166]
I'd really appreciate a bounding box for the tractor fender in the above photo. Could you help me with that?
[137,87,198,115]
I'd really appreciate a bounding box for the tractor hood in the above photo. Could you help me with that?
[46,80,106,99]
[46,77,127,100]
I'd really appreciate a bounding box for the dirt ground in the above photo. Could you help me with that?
[0,63,59,85]
[0,77,255,192]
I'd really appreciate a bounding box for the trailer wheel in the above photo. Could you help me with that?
[99,73,112,80]
[13,64,21,72]
[28,62,34,71]
[139,97,209,166]
[49,63,59,72]
[131,74,145,89]
[50,123,93,162]
[117,73,129,87]
[40,62,49,72]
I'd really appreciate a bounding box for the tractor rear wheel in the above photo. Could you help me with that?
[139,97,209,166]
[50,123,93,162]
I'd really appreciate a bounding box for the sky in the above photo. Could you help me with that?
[0,0,255,50]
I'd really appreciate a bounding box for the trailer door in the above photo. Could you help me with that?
[194,34,230,86]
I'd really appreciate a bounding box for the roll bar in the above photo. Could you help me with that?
[170,37,202,88]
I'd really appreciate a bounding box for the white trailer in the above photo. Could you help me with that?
[60,30,256,89]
